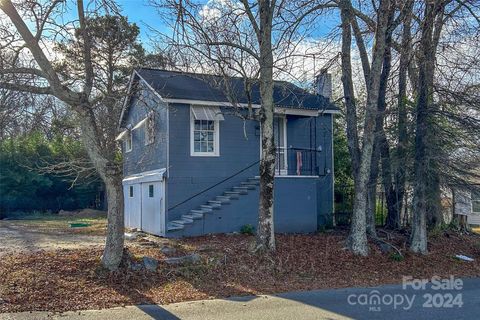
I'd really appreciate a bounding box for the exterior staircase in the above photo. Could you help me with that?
[166,177,260,237]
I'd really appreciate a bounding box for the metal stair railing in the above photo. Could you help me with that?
[168,159,260,211]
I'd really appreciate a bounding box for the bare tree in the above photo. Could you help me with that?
[154,0,331,252]
[409,0,480,252]
[338,0,398,255]
[0,0,148,270]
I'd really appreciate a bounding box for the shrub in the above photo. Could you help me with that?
[240,224,255,235]
[389,252,404,262]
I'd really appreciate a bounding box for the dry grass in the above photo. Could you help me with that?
[1,213,107,236]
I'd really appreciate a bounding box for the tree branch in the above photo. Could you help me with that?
[77,0,94,96]
[0,82,53,95]
[0,68,48,78]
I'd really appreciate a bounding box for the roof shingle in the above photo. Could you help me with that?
[135,68,338,111]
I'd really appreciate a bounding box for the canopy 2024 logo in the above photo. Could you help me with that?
[347,276,463,312]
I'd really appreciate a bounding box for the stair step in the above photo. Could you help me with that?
[167,222,184,231]
[191,209,207,214]
[233,186,249,194]
[215,196,231,203]
[208,200,223,207]
[182,212,203,220]
[224,191,240,199]
[201,204,219,211]
[240,182,256,189]
[193,207,212,214]
[170,218,194,225]
[248,177,260,184]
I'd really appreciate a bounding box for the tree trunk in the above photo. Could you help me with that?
[339,1,365,254]
[341,0,392,256]
[391,1,412,229]
[411,1,436,254]
[366,150,379,237]
[255,1,275,253]
[102,174,125,269]
[426,166,442,228]
[78,110,124,269]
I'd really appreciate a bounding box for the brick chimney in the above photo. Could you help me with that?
[315,69,332,100]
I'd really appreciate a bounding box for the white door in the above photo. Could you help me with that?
[141,181,165,235]
[124,183,141,229]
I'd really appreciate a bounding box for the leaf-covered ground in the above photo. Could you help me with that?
[1,230,479,313]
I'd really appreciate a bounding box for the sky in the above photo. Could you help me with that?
[114,0,341,49]
[111,0,343,87]
[115,0,168,46]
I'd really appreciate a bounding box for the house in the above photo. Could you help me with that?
[453,186,480,226]
[117,68,339,237]
[472,191,480,225]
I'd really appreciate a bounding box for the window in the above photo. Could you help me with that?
[149,184,154,198]
[190,111,220,156]
[190,105,223,156]
[145,111,155,145]
[129,186,134,198]
[473,192,480,214]
[194,120,215,152]
[125,131,132,152]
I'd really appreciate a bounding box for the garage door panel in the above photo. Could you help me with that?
[124,184,141,229]
[141,181,164,235]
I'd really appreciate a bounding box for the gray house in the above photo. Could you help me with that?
[118,68,338,237]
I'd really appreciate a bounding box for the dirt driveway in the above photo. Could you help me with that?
[0,218,107,255]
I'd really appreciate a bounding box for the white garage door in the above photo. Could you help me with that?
[141,181,164,235]
[124,183,141,229]
[122,169,166,236]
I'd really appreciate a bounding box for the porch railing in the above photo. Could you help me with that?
[275,147,322,176]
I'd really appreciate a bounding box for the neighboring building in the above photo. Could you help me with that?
[118,68,339,237]
[452,186,480,226]
[467,190,480,225]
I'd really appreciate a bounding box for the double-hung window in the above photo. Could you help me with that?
[194,120,216,153]
[190,106,224,156]
[145,111,155,145]
[125,131,132,152]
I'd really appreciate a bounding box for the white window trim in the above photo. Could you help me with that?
[278,115,288,175]
[190,108,220,157]
[259,115,288,175]
[259,114,288,176]
[144,111,155,146]
[125,131,133,153]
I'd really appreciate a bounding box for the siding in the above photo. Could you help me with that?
[123,85,168,176]
[169,176,319,237]
[286,114,334,226]
[167,104,334,225]
[167,104,259,220]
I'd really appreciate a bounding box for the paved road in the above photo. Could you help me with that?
[2,278,479,320]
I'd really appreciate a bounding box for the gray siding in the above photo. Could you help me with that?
[167,104,259,220]
[287,114,334,226]
[123,85,168,176]
[167,105,334,225]
[168,177,319,237]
